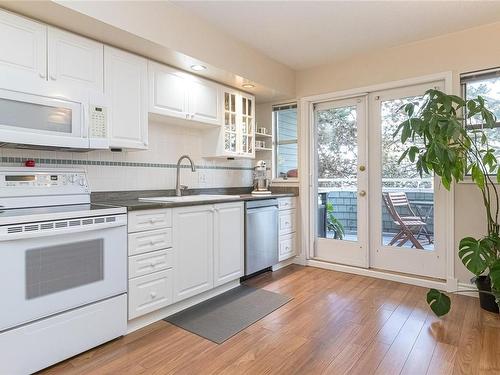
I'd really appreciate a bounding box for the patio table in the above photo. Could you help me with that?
[409,200,433,244]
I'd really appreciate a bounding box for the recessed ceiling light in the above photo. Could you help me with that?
[190,64,207,71]
[242,83,255,89]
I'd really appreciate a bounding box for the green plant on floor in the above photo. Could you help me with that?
[395,89,500,317]
[326,202,345,240]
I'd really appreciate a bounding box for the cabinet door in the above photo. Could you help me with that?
[213,202,244,287]
[173,206,214,302]
[222,90,238,156]
[239,94,255,158]
[105,46,148,149]
[48,27,103,93]
[0,10,46,90]
[148,61,188,119]
[128,269,173,320]
[188,79,221,125]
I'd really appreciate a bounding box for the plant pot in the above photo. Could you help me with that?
[475,276,500,314]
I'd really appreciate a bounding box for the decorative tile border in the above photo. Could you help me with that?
[0,157,253,171]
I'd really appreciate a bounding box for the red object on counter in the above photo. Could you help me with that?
[24,159,36,167]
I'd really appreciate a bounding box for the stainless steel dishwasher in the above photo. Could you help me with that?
[245,199,279,276]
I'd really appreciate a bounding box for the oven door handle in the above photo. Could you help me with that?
[0,217,127,242]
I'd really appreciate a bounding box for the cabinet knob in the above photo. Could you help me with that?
[150,291,157,299]
[50,75,56,81]
[359,190,367,197]
[39,72,46,79]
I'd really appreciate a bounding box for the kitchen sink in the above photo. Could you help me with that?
[138,194,240,203]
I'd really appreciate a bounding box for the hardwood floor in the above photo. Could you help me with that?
[40,265,500,375]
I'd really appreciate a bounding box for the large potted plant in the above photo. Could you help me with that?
[395,89,500,316]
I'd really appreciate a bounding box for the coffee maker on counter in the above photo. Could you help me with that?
[251,160,272,195]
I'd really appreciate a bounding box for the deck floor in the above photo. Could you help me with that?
[41,265,499,375]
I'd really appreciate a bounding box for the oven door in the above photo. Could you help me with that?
[0,88,88,149]
[0,215,127,332]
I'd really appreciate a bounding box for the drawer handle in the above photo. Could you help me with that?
[149,239,163,245]
[149,261,155,268]
[150,291,157,299]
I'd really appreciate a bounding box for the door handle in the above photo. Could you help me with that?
[359,190,366,197]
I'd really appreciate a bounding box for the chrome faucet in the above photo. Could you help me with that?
[175,155,196,196]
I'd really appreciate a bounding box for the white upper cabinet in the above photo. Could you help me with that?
[105,46,148,150]
[148,61,222,126]
[48,27,103,93]
[0,9,47,91]
[188,79,221,125]
[203,88,255,159]
[148,62,187,119]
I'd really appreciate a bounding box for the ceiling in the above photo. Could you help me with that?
[173,1,500,70]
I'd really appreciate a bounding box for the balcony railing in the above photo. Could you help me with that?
[318,178,434,249]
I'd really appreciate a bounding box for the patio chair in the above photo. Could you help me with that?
[382,192,432,249]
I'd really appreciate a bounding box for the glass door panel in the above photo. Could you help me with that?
[380,96,434,251]
[223,92,237,153]
[369,82,446,279]
[314,96,368,267]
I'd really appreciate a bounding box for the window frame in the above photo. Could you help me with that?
[272,102,299,183]
[461,68,500,179]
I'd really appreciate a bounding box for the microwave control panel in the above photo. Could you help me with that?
[89,105,107,138]
[0,171,88,189]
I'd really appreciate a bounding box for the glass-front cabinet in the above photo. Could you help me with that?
[217,89,255,158]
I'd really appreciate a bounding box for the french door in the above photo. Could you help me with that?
[313,81,447,279]
[314,96,369,268]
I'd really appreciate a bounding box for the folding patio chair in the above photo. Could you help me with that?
[382,192,432,249]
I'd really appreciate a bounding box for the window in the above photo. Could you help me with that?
[461,68,500,159]
[273,103,298,179]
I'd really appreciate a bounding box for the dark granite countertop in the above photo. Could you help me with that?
[91,188,297,211]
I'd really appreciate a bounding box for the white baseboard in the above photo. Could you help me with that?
[457,282,479,298]
[307,259,449,290]
[127,280,240,334]
[272,258,295,271]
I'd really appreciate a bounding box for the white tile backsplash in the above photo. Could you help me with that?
[0,121,253,191]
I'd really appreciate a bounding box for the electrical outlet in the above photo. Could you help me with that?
[198,171,208,185]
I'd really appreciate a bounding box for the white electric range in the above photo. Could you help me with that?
[0,168,127,375]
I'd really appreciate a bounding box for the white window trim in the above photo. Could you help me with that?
[272,101,299,184]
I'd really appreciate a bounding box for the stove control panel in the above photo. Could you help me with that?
[0,169,89,192]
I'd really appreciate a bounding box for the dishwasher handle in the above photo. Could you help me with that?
[246,205,278,214]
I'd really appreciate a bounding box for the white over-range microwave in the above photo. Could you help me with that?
[0,87,108,150]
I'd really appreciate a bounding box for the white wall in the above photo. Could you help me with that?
[1,121,253,192]
[296,21,500,284]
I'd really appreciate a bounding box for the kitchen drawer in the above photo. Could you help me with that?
[279,209,296,236]
[278,197,296,211]
[279,233,296,261]
[128,269,173,320]
[128,249,174,279]
[128,209,172,233]
[128,227,172,256]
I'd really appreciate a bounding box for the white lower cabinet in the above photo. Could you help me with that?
[128,249,173,279]
[213,202,244,287]
[278,197,298,262]
[172,205,214,302]
[127,202,244,320]
[128,269,173,320]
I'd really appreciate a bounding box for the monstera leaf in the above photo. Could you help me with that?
[427,289,451,317]
[490,259,500,293]
[458,237,496,275]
